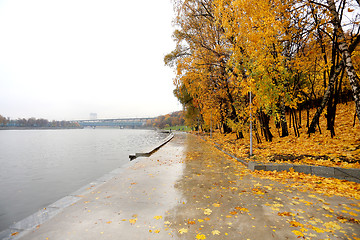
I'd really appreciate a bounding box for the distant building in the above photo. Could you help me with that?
[90,113,97,120]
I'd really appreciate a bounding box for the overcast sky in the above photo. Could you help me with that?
[0,0,181,120]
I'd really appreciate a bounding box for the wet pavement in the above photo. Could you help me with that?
[15,133,360,239]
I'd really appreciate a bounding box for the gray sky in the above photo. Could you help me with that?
[0,0,181,120]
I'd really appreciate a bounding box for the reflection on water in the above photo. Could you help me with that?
[0,129,167,231]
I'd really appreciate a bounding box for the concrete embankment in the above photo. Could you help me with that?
[2,132,359,240]
[129,132,174,160]
[0,131,175,240]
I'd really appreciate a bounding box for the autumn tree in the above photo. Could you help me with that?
[166,0,246,136]
[0,114,8,126]
[306,0,360,136]
[167,0,359,141]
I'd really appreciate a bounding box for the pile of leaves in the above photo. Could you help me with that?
[202,102,360,169]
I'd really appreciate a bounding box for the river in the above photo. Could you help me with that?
[0,128,167,232]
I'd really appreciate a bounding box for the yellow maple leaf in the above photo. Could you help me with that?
[196,233,206,239]
[348,211,358,216]
[292,230,304,237]
[129,218,137,225]
[154,215,163,220]
[204,208,212,215]
[278,211,292,217]
[212,230,220,235]
[312,226,325,233]
[213,203,220,207]
[289,221,303,227]
[178,228,188,234]
[235,207,249,212]
[324,221,342,230]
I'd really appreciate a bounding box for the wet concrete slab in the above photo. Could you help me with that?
[12,132,360,240]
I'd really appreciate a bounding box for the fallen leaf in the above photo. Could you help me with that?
[196,233,207,239]
[204,208,212,215]
[178,228,188,234]
[278,212,292,217]
[323,221,342,230]
[289,221,304,227]
[129,218,137,225]
[292,230,304,237]
[235,207,249,212]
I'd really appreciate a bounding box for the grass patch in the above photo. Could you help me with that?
[164,125,192,132]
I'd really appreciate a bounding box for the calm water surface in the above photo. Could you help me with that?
[0,129,167,231]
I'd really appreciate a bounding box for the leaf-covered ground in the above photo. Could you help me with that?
[202,102,360,169]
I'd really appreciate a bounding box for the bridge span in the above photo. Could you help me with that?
[74,117,154,128]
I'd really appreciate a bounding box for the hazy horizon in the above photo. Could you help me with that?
[0,0,182,121]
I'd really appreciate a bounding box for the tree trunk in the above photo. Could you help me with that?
[326,65,344,137]
[291,109,300,137]
[354,111,357,127]
[306,107,310,128]
[223,122,232,134]
[280,98,289,137]
[223,78,244,138]
[254,120,262,144]
[258,110,273,142]
[308,64,343,133]
[327,0,360,125]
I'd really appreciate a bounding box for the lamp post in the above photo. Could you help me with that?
[210,111,212,138]
[250,90,253,156]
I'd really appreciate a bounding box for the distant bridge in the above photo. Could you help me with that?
[74,118,154,128]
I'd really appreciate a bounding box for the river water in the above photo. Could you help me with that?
[0,128,167,232]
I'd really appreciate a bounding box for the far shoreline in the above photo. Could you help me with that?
[0,127,83,130]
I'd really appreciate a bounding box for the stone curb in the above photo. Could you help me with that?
[129,132,174,160]
[200,135,360,184]
[248,162,360,183]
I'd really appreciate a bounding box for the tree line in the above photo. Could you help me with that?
[165,0,360,140]
[0,115,81,129]
[146,111,185,129]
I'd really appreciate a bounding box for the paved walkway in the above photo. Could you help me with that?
[11,133,360,239]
